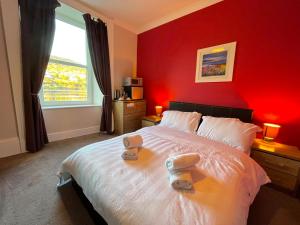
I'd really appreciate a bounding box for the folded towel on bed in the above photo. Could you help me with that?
[122,148,139,160]
[169,171,193,190]
[165,153,200,171]
[123,135,143,148]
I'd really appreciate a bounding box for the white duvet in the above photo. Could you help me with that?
[58,126,270,225]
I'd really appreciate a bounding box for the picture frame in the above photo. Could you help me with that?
[195,42,237,83]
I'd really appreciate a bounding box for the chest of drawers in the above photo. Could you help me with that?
[113,100,146,134]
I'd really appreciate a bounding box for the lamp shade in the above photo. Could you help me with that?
[155,106,163,117]
[263,123,281,142]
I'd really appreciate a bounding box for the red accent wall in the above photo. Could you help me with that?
[137,0,300,147]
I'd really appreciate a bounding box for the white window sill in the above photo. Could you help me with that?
[42,104,101,110]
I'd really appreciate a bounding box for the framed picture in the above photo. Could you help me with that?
[195,42,237,83]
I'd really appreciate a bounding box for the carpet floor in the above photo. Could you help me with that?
[0,134,300,225]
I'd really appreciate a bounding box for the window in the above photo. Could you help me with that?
[41,9,101,107]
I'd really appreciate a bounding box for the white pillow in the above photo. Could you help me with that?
[197,116,261,154]
[159,110,201,133]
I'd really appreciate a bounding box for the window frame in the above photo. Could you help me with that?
[40,13,96,108]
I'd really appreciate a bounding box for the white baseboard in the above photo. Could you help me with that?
[0,127,99,158]
[0,137,21,158]
[48,126,100,142]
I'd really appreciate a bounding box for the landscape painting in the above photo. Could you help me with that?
[201,51,228,77]
[195,42,236,83]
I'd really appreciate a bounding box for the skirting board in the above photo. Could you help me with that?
[48,126,100,142]
[0,137,21,158]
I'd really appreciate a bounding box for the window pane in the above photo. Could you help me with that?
[43,62,88,102]
[50,19,86,65]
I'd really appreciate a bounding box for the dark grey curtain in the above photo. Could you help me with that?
[19,0,60,152]
[83,14,113,134]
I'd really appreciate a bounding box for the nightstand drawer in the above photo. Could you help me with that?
[142,115,161,128]
[142,120,155,127]
[264,167,298,191]
[252,151,300,176]
[123,102,146,115]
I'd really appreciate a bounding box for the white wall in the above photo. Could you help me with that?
[113,24,137,90]
[0,5,21,158]
[0,0,25,156]
[0,0,137,157]
[43,106,102,142]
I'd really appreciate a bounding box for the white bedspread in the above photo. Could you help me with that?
[58,126,270,225]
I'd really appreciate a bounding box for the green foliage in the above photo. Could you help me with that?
[43,62,88,102]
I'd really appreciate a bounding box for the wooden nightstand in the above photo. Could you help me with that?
[251,139,300,195]
[142,115,161,127]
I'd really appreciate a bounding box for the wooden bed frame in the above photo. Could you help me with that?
[71,178,108,225]
[60,101,253,224]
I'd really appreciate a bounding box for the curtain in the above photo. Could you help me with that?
[19,0,60,152]
[83,14,113,134]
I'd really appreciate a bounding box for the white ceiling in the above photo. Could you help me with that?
[77,0,223,33]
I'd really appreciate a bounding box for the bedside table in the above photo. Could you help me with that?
[251,139,300,195]
[142,115,161,127]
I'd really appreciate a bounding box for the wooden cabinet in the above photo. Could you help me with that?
[113,100,146,134]
[251,139,300,195]
[142,115,162,127]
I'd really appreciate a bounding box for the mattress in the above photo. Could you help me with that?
[58,126,269,225]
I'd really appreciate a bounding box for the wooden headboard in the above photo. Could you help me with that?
[169,101,253,123]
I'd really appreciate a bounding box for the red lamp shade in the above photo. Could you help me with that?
[155,106,163,117]
[263,123,281,142]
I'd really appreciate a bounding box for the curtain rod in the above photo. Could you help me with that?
[58,0,112,24]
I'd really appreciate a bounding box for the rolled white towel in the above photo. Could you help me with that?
[169,171,193,190]
[123,135,143,148]
[121,148,138,160]
[165,153,200,171]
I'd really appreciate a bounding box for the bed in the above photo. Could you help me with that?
[58,101,269,225]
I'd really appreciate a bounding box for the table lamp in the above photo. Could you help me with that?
[155,106,163,117]
[263,123,281,142]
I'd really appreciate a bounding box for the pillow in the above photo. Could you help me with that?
[196,116,261,154]
[159,110,201,133]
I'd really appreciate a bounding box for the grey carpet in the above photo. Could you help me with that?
[0,134,299,225]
